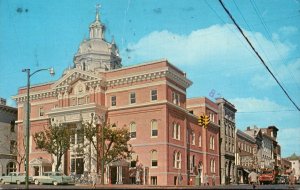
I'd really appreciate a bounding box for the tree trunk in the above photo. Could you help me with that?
[55,154,62,172]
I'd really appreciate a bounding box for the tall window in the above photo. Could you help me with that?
[151,120,158,137]
[210,136,215,150]
[151,176,157,185]
[173,151,181,169]
[130,92,136,104]
[191,132,195,145]
[151,150,158,167]
[111,96,116,106]
[39,107,44,117]
[210,159,215,173]
[209,113,214,123]
[172,92,180,105]
[130,122,136,138]
[198,134,202,147]
[151,89,157,101]
[6,162,16,174]
[173,123,180,140]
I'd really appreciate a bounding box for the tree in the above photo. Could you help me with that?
[80,117,133,173]
[33,124,73,172]
[1,135,25,172]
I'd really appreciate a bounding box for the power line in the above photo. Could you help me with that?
[218,0,300,111]
[250,0,300,91]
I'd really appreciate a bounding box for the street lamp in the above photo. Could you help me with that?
[22,67,55,189]
[94,114,105,185]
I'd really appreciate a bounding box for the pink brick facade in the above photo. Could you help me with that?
[13,10,220,186]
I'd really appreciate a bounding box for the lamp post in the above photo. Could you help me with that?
[94,114,105,185]
[22,68,55,189]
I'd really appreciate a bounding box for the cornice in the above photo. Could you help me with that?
[106,67,192,89]
[12,90,57,104]
[186,103,219,113]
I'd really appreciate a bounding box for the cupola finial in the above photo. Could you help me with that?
[95,4,101,21]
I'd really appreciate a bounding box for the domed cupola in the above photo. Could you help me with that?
[73,5,122,72]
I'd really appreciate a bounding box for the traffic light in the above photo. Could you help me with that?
[203,115,210,128]
[198,115,204,126]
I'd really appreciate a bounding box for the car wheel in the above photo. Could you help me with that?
[53,181,58,186]
[16,180,21,185]
[0,179,4,184]
[34,179,39,185]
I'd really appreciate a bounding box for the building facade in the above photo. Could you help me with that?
[216,98,236,184]
[287,153,300,180]
[13,9,220,185]
[235,129,256,184]
[0,98,17,176]
[186,97,220,185]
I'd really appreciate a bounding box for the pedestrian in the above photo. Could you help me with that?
[203,173,208,186]
[212,174,216,186]
[288,170,295,189]
[177,173,183,185]
[248,170,258,189]
[91,170,97,189]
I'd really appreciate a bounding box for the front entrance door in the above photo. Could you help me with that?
[110,166,117,184]
[76,158,84,174]
[33,166,39,176]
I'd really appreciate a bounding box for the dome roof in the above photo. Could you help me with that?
[76,38,111,55]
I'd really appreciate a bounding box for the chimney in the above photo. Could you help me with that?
[247,126,251,131]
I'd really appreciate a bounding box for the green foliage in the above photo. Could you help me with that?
[33,124,73,171]
[80,120,133,166]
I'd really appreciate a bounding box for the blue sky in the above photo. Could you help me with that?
[0,0,299,157]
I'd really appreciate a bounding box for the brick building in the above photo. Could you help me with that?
[12,8,220,185]
[235,129,256,184]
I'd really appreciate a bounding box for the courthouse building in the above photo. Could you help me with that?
[13,9,220,185]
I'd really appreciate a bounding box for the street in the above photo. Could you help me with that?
[1,184,300,189]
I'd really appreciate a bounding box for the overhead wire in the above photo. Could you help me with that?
[250,0,300,91]
[204,0,258,60]
[218,0,300,111]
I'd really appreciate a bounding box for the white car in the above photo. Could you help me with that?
[32,172,73,186]
[0,172,33,184]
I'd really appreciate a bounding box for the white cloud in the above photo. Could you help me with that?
[122,24,291,68]
[230,97,287,112]
[250,58,300,88]
[121,24,294,90]
[279,26,298,36]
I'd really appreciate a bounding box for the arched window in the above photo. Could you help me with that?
[6,162,16,174]
[175,151,181,169]
[130,122,136,138]
[210,159,216,173]
[151,120,158,137]
[198,134,202,147]
[151,150,158,167]
[212,136,215,150]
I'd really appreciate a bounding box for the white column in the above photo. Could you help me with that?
[119,166,123,184]
[116,166,119,184]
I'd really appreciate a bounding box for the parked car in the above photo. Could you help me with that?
[0,172,33,184]
[32,172,73,186]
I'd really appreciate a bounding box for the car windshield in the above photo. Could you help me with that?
[262,171,272,174]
